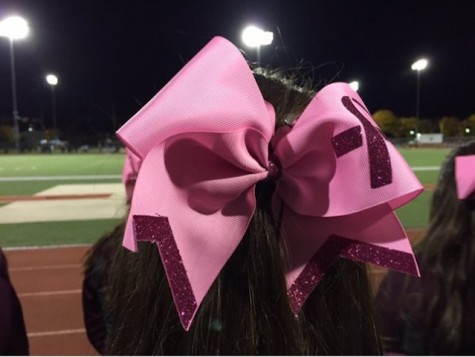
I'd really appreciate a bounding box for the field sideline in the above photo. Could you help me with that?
[0,148,451,248]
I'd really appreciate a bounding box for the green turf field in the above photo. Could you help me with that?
[0,219,123,247]
[0,153,124,178]
[0,148,452,247]
[395,148,450,229]
[0,153,125,247]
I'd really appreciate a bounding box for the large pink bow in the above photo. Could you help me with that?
[116,36,423,330]
[122,148,142,202]
[455,155,475,200]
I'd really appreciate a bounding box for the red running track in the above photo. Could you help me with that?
[5,246,98,356]
[4,229,426,355]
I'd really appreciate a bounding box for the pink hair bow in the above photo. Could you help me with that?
[455,155,475,200]
[122,148,142,202]
[116,36,423,330]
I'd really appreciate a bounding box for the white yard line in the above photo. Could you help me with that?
[411,166,440,171]
[0,174,121,182]
[3,243,92,251]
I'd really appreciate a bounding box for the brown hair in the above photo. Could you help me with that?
[414,140,475,353]
[104,68,382,354]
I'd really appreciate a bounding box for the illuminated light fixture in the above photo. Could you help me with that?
[0,16,29,40]
[241,25,273,47]
[411,58,428,71]
[46,74,58,86]
[349,81,359,92]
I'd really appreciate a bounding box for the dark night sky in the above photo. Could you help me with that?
[0,0,474,134]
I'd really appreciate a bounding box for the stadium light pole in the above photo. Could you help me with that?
[241,25,273,66]
[411,58,428,136]
[0,16,29,152]
[46,74,59,135]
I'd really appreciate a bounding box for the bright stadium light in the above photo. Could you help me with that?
[349,80,359,92]
[0,16,29,40]
[411,58,428,71]
[241,25,273,47]
[46,74,58,86]
[241,25,273,66]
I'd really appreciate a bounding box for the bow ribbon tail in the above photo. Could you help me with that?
[123,138,269,330]
[132,214,198,329]
[280,201,419,315]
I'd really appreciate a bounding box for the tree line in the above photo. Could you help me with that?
[372,110,475,138]
[0,111,474,147]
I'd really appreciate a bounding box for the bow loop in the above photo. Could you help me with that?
[275,83,422,217]
[163,132,269,214]
[122,148,142,202]
[122,148,141,184]
[455,155,475,199]
[117,36,274,160]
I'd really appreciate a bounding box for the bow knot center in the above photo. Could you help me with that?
[267,155,282,181]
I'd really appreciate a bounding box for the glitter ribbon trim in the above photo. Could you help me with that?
[288,234,419,314]
[133,215,197,329]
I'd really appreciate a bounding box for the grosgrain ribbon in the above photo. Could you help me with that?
[117,36,423,330]
[122,148,142,202]
[455,155,475,200]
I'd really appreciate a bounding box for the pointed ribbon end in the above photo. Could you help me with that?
[132,214,198,331]
[288,234,419,316]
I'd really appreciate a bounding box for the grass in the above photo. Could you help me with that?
[0,219,123,247]
[0,153,125,247]
[392,148,450,228]
[0,153,124,177]
[0,148,452,248]
[396,191,432,228]
[397,148,450,167]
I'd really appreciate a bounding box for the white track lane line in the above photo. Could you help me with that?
[28,328,86,338]
[10,264,81,272]
[18,289,81,298]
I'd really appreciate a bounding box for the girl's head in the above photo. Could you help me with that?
[419,140,475,260]
[105,36,421,354]
[412,140,475,354]
[105,67,382,355]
